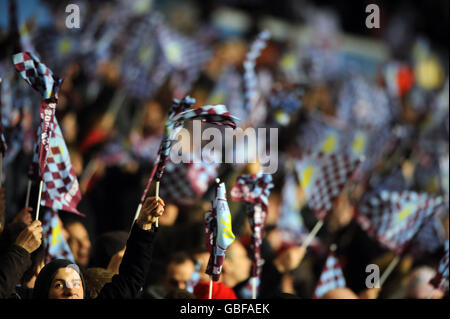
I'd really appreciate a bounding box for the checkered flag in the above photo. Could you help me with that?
[120,14,171,101]
[231,173,274,279]
[205,180,235,281]
[295,151,362,221]
[37,116,82,216]
[12,52,62,177]
[313,249,346,299]
[155,14,213,96]
[158,153,220,205]
[410,212,447,258]
[41,208,75,264]
[337,77,392,130]
[429,241,449,292]
[356,191,444,255]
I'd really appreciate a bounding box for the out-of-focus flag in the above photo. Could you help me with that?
[356,190,444,255]
[231,173,274,280]
[154,96,237,182]
[243,30,270,126]
[120,14,171,101]
[337,77,392,130]
[155,14,213,97]
[41,208,75,264]
[268,85,304,127]
[429,241,449,293]
[410,211,447,258]
[295,151,362,220]
[158,152,220,206]
[12,52,62,177]
[35,117,83,216]
[276,173,311,247]
[313,249,346,299]
[205,180,235,281]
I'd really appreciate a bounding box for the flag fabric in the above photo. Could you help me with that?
[12,52,63,177]
[356,191,444,255]
[268,86,304,126]
[337,77,392,129]
[154,96,238,181]
[313,250,346,299]
[429,241,449,292]
[158,153,220,206]
[231,173,274,279]
[41,208,75,264]
[205,181,235,281]
[120,14,171,101]
[410,212,447,258]
[276,173,310,246]
[295,151,362,220]
[243,30,270,126]
[33,116,83,215]
[155,15,213,97]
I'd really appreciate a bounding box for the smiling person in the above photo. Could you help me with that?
[32,196,165,299]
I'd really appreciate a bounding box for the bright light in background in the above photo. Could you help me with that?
[0,0,52,29]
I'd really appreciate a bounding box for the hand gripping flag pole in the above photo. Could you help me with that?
[132,96,238,229]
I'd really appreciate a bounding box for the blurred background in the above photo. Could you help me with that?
[0,0,448,299]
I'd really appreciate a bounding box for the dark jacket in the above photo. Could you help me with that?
[32,223,157,299]
[0,244,31,298]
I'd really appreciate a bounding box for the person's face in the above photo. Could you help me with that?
[48,267,84,299]
[165,260,195,291]
[225,241,252,285]
[66,222,92,267]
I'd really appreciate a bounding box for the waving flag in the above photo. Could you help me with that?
[295,151,362,220]
[41,118,82,215]
[337,77,392,129]
[313,249,346,299]
[276,173,311,247]
[429,241,449,292]
[357,191,444,255]
[205,180,235,281]
[158,153,219,206]
[243,30,270,126]
[41,208,75,264]
[231,173,274,281]
[155,13,213,97]
[138,96,238,207]
[120,14,171,101]
[12,52,62,177]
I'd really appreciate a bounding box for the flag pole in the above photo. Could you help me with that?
[209,277,213,299]
[35,180,43,221]
[155,181,160,228]
[379,255,400,287]
[301,219,324,250]
[25,179,32,208]
[252,277,257,299]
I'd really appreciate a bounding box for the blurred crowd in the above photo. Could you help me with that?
[0,0,449,299]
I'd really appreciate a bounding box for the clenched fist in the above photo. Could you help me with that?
[15,220,43,254]
[136,196,165,231]
[273,246,307,274]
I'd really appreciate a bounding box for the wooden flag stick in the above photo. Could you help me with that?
[35,180,43,221]
[25,179,32,208]
[209,277,213,299]
[379,255,400,287]
[301,219,324,251]
[155,181,160,228]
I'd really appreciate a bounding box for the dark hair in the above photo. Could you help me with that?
[33,259,86,299]
[89,231,128,268]
[165,289,196,299]
[168,251,194,266]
